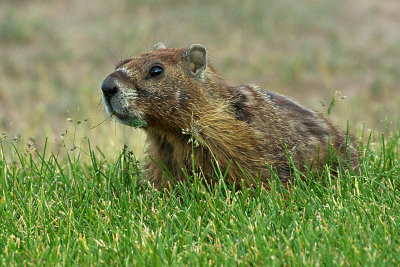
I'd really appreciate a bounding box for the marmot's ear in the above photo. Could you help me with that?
[183,44,207,76]
[153,42,166,50]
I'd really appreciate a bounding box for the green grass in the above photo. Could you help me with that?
[1,0,400,155]
[1,129,399,266]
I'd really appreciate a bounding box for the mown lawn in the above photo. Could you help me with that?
[0,129,399,266]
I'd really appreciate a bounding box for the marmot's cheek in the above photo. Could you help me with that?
[111,90,135,110]
[127,97,135,109]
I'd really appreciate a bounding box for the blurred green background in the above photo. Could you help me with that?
[1,0,399,160]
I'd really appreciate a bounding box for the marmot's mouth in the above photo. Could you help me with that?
[103,98,128,121]
[108,108,147,128]
[114,113,147,128]
[102,96,147,128]
[107,109,131,123]
[113,111,130,122]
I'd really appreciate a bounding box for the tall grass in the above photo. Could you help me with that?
[1,0,400,154]
[0,128,399,265]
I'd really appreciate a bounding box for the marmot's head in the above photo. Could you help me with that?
[101,43,209,129]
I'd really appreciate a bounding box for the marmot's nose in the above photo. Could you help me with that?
[101,76,119,98]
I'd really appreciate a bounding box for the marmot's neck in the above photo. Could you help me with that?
[201,67,236,100]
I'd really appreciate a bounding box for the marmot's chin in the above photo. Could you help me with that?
[114,113,147,128]
[113,113,130,124]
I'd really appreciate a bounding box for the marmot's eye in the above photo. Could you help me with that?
[147,66,163,78]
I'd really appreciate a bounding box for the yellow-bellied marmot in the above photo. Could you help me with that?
[101,43,358,190]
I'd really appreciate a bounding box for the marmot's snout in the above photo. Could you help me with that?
[101,70,146,128]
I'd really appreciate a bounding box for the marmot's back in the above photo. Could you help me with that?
[101,43,359,190]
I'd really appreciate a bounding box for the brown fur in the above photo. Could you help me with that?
[101,43,359,190]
